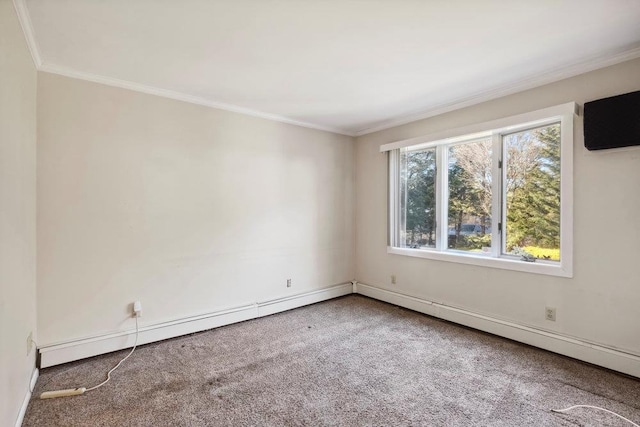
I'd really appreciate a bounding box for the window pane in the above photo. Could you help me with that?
[447,139,492,252]
[504,123,561,261]
[399,147,436,248]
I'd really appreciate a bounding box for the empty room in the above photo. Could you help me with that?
[2,0,640,425]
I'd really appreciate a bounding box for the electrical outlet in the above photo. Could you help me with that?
[27,331,33,355]
[286,279,292,288]
[545,307,556,321]
[391,275,396,285]
[133,301,142,317]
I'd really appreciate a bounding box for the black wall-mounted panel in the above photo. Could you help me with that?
[583,90,640,151]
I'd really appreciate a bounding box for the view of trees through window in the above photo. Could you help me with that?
[399,147,436,248]
[504,124,561,260]
[448,139,492,252]
[397,123,561,261]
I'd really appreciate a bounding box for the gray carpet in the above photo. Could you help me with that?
[24,295,640,426]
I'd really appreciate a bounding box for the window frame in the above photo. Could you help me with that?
[383,103,576,278]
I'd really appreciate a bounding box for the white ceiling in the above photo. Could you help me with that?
[20,0,640,135]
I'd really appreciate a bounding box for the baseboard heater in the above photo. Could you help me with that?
[354,282,640,379]
[38,282,353,368]
[37,281,639,378]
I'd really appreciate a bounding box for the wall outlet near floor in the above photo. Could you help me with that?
[286,279,292,288]
[27,331,33,355]
[391,275,396,285]
[545,307,556,321]
[133,301,142,317]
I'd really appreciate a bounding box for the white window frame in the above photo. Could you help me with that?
[382,103,576,278]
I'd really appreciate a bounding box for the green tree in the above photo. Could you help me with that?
[447,160,472,236]
[401,149,436,246]
[449,140,492,226]
[505,125,560,251]
[448,140,492,249]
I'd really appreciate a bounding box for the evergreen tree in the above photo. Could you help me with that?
[505,125,560,251]
[402,149,436,246]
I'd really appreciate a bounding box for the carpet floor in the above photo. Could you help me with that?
[24,295,640,426]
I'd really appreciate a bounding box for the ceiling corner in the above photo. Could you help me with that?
[12,0,42,68]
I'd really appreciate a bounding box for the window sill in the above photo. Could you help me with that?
[387,246,572,278]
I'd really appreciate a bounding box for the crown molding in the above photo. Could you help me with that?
[38,64,356,137]
[12,0,355,136]
[14,0,352,136]
[354,45,640,136]
[12,0,42,67]
[12,0,640,138]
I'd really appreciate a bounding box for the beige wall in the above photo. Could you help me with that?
[0,0,38,424]
[8,12,640,418]
[356,59,640,355]
[37,73,354,345]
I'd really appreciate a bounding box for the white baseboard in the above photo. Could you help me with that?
[257,283,353,317]
[39,283,352,368]
[37,280,640,377]
[355,282,640,378]
[15,368,38,427]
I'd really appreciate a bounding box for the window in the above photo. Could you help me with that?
[385,103,575,277]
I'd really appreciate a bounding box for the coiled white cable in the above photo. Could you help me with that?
[552,405,639,427]
[40,316,139,399]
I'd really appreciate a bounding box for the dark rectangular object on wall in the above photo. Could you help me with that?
[583,90,640,150]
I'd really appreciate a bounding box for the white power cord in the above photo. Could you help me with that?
[552,405,639,427]
[40,315,139,399]
[86,315,139,392]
